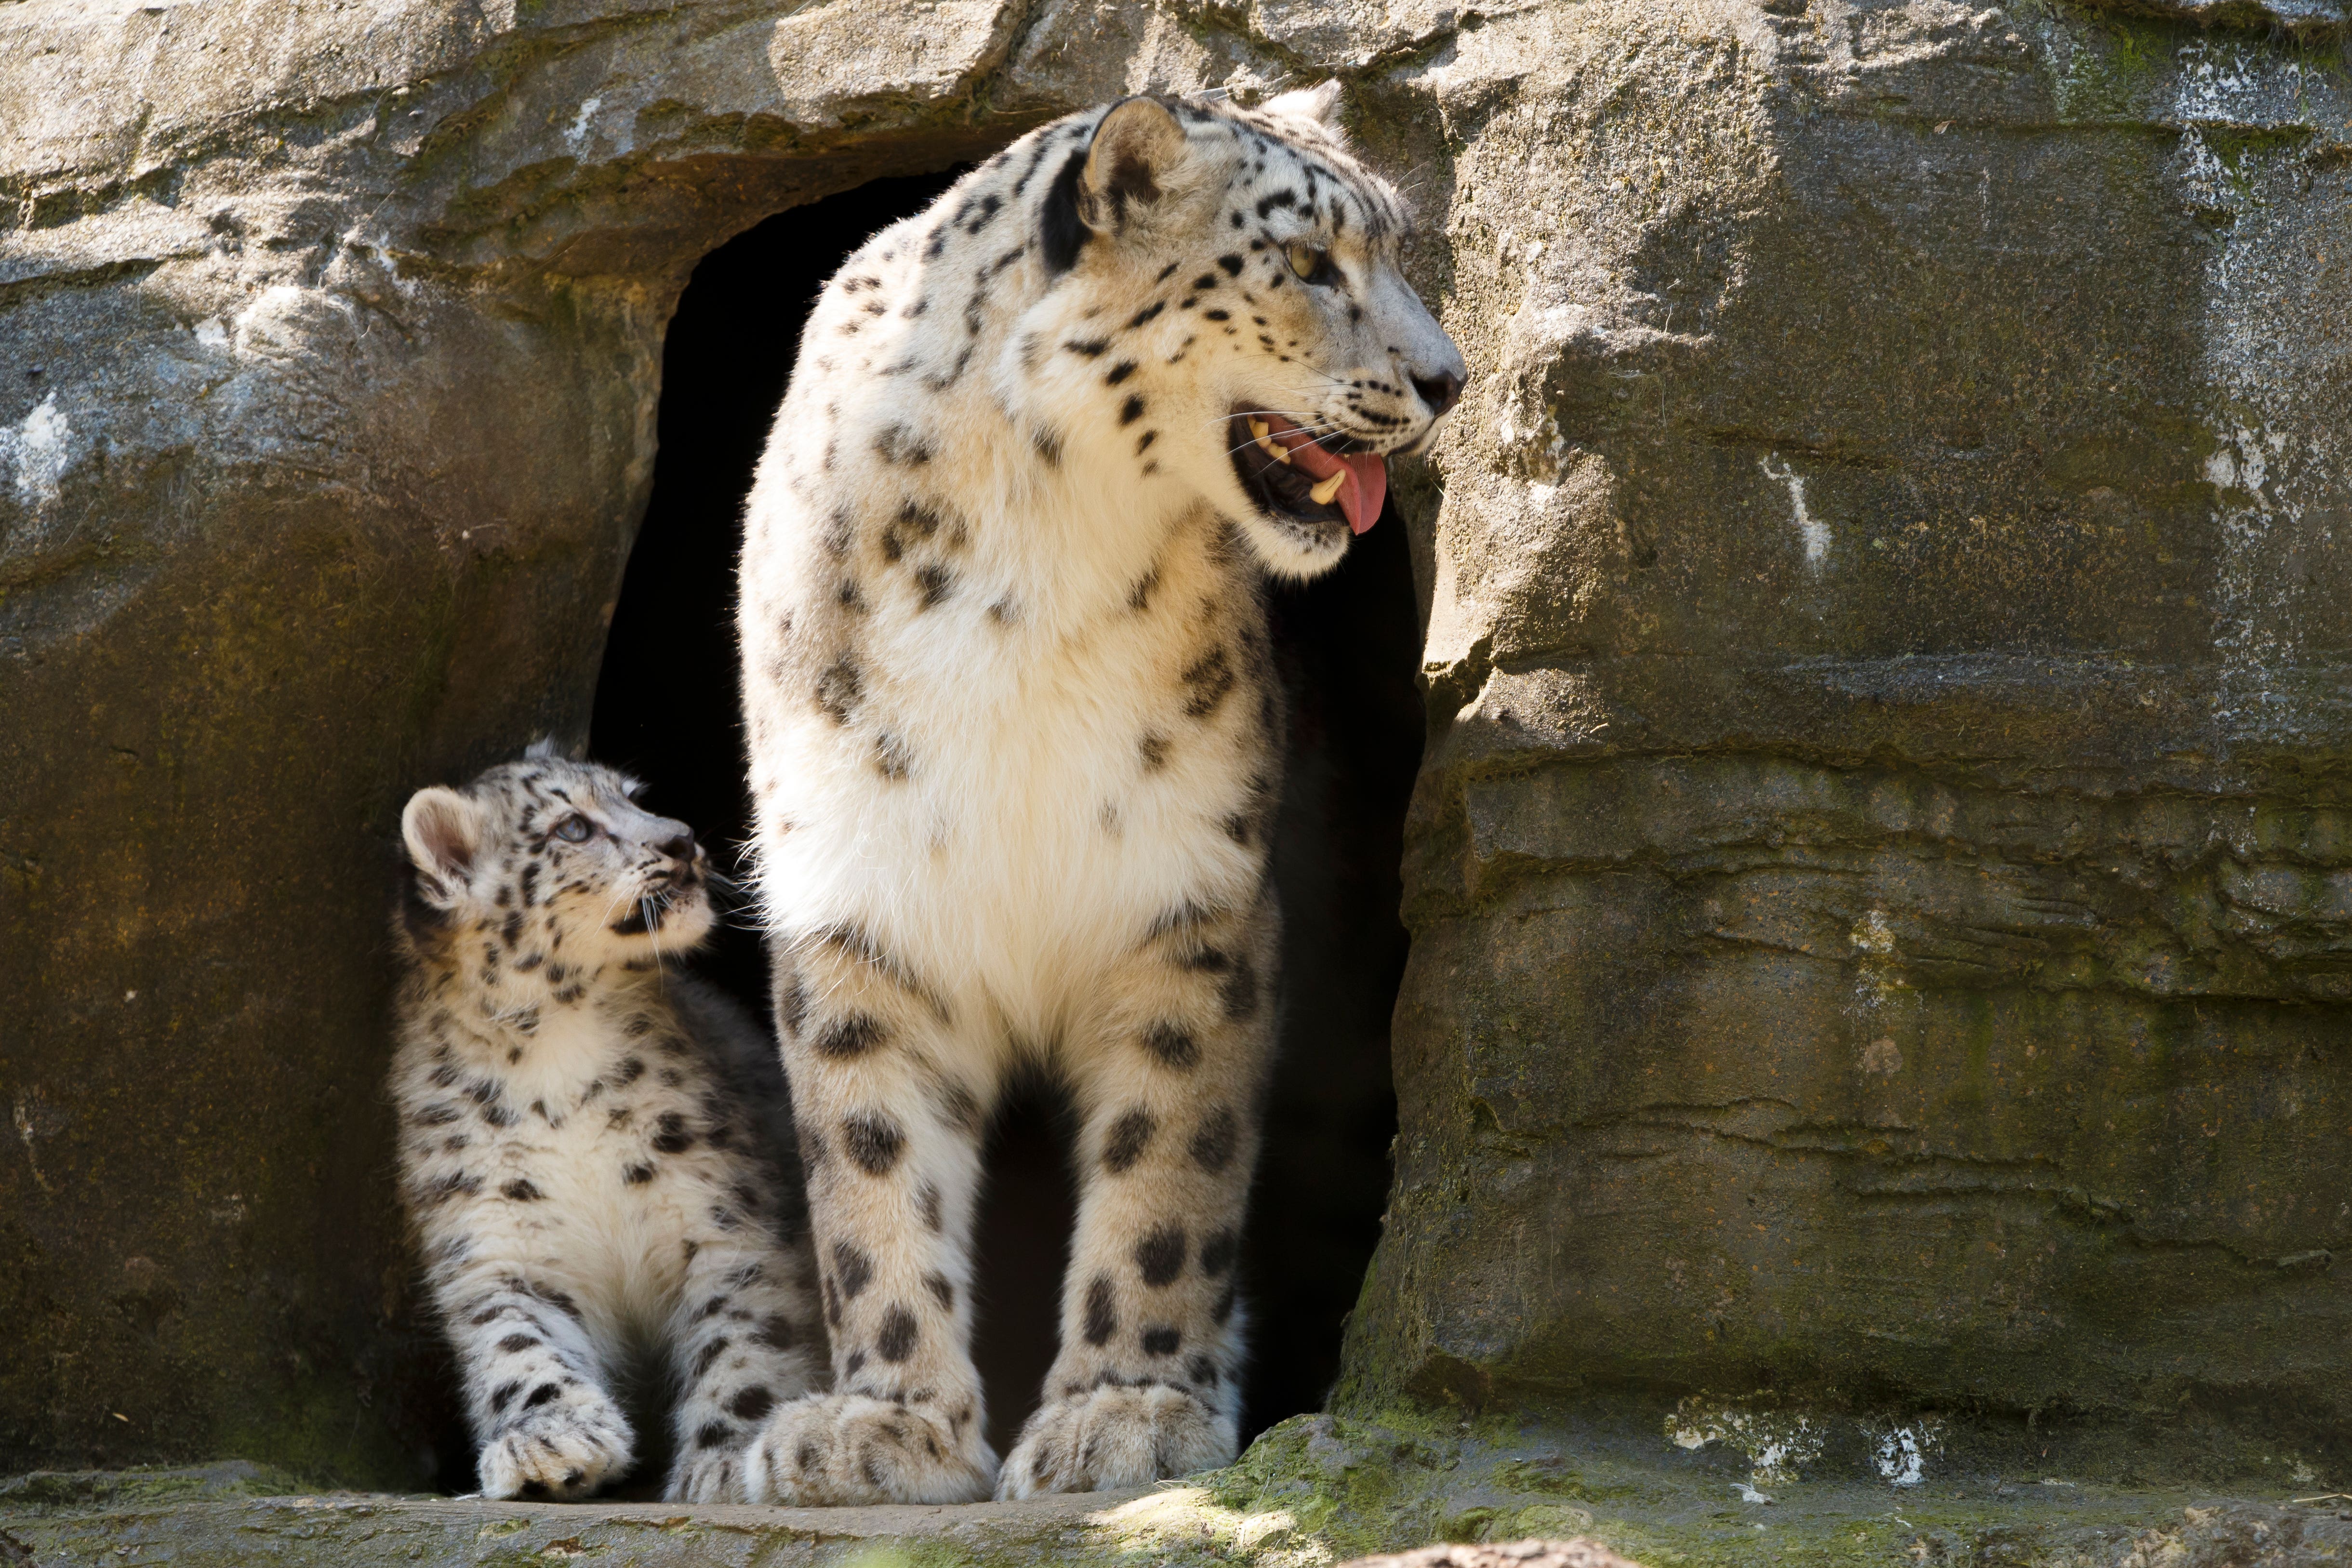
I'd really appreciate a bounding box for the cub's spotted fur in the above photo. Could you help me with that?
[738,85,1465,1503]
[391,744,821,1502]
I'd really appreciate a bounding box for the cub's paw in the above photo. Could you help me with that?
[477,1390,636,1500]
[997,1383,1233,1499]
[741,1393,996,1505]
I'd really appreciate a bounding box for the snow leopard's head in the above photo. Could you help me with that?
[398,741,715,977]
[1015,82,1467,579]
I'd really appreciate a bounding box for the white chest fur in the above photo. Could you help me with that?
[740,238,1279,1051]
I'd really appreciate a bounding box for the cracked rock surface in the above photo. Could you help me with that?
[1336,0,2352,1457]
[3,0,2349,1504]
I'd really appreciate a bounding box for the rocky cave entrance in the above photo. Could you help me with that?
[587,171,1423,1463]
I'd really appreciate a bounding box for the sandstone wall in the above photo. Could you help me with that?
[2,0,2345,1482]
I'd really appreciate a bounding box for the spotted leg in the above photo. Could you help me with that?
[663,1213,826,1501]
[997,897,1273,1498]
[442,1273,635,1499]
[741,928,997,1503]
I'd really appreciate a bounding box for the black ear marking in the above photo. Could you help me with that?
[1040,148,1090,275]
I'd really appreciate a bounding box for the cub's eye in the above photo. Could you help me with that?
[1285,241,1337,286]
[554,815,594,843]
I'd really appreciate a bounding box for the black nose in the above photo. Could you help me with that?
[1410,369,1465,417]
[655,833,697,864]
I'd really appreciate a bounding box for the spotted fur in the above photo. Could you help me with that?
[736,84,1465,1503]
[390,744,822,1502]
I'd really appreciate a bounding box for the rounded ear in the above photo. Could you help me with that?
[1262,80,1344,129]
[402,786,483,895]
[1080,96,1189,234]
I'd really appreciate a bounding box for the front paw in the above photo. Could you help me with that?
[666,1444,746,1504]
[477,1391,636,1500]
[997,1382,1233,1499]
[741,1393,996,1505]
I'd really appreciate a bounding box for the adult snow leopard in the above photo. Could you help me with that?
[391,745,823,1501]
[735,82,1466,1504]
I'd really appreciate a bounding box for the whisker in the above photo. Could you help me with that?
[1223,412,1346,436]
[644,897,667,985]
[1247,407,1347,425]
[1200,406,1324,428]
[1222,419,1349,460]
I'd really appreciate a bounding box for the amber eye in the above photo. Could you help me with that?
[1285,241,1338,286]
[554,815,593,843]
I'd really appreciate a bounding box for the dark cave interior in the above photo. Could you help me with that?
[585,170,1424,1466]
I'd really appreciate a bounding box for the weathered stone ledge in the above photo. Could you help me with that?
[2,1485,1146,1567]
[9,1420,2352,1568]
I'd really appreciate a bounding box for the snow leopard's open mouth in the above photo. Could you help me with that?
[1228,411,1386,536]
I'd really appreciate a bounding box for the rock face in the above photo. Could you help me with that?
[0,0,1050,1482]
[2,0,2347,1491]
[1341,0,2352,1459]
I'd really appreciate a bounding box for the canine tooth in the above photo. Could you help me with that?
[1309,470,1347,505]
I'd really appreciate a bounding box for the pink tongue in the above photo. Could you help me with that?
[1337,452,1386,535]
[1271,423,1389,535]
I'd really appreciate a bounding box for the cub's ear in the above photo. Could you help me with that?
[1262,80,1343,129]
[1043,97,1189,272]
[402,786,483,898]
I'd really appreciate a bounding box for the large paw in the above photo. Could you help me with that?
[741,1393,996,1505]
[665,1444,747,1504]
[997,1383,1233,1499]
[477,1392,636,1500]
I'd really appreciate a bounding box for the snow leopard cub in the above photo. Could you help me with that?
[391,742,822,1502]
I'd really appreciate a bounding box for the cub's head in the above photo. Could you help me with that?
[1020,82,1467,579]
[398,742,714,971]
